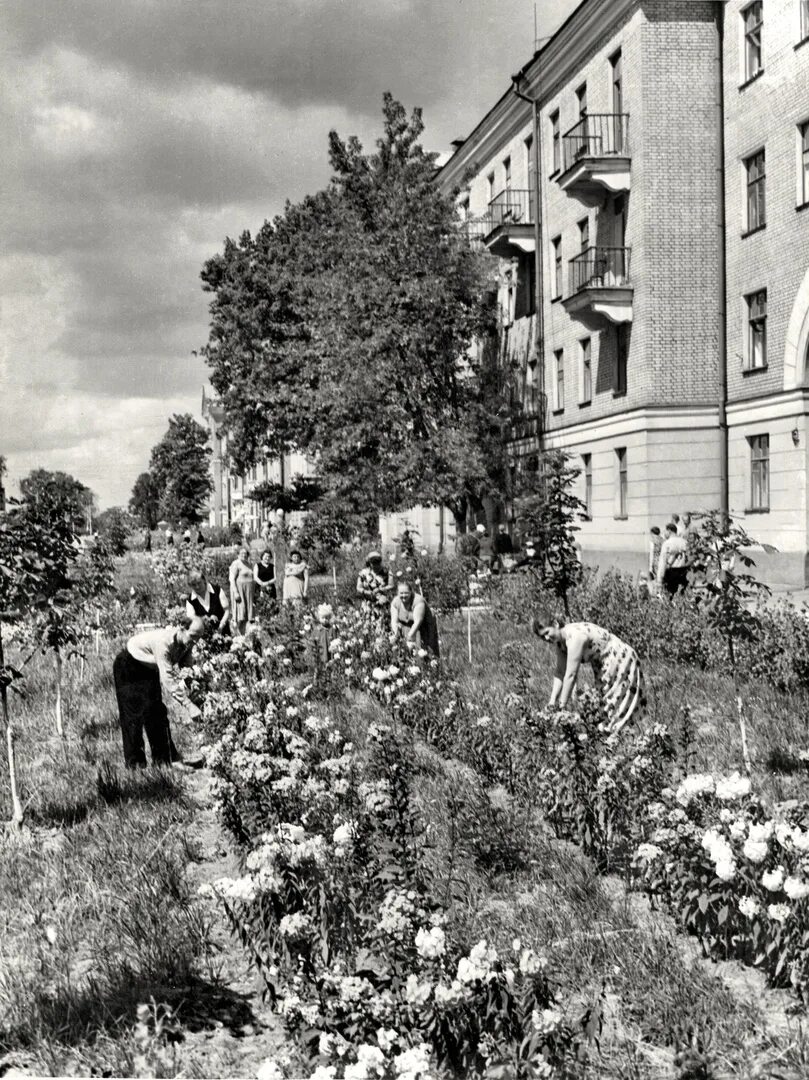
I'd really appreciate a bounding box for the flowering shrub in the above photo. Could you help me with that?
[634,773,809,1001]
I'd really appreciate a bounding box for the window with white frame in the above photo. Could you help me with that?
[745,289,767,369]
[580,338,592,403]
[503,155,512,189]
[552,236,562,299]
[525,134,535,219]
[553,348,565,412]
[749,434,769,510]
[550,111,560,174]
[486,172,495,202]
[615,447,628,519]
[742,2,763,82]
[800,121,809,206]
[582,454,592,519]
[744,149,766,232]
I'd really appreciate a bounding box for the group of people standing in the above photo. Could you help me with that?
[649,512,698,596]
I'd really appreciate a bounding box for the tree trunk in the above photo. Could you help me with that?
[0,626,23,829]
[55,651,64,738]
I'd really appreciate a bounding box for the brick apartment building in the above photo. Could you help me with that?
[437,0,809,584]
[201,389,314,536]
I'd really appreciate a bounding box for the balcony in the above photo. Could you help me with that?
[558,114,630,206]
[459,214,493,248]
[483,188,535,256]
[562,246,633,328]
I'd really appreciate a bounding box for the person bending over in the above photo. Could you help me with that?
[390,581,440,657]
[113,616,205,768]
[532,614,644,734]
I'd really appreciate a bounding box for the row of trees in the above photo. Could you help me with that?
[130,414,213,530]
[200,95,514,534]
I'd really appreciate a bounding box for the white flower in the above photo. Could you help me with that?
[257,1060,285,1080]
[636,843,664,862]
[715,772,752,801]
[274,644,285,654]
[518,948,546,975]
[278,912,311,938]
[392,1043,432,1080]
[783,876,809,900]
[729,818,747,840]
[318,1033,335,1056]
[792,828,809,853]
[715,858,736,882]
[738,896,761,918]
[532,1007,562,1034]
[415,925,446,960]
[310,1069,337,1080]
[434,981,463,1007]
[744,837,769,863]
[762,867,785,892]
[675,774,715,806]
[768,902,791,923]
[404,974,432,1006]
[333,822,356,850]
[372,667,389,681]
[376,1028,399,1053]
[387,665,400,677]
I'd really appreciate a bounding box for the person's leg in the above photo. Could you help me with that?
[113,651,148,768]
[142,672,176,766]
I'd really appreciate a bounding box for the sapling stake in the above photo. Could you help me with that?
[54,650,63,738]
[737,695,752,776]
[0,625,23,829]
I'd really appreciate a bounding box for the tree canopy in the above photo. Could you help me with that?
[149,414,212,526]
[129,471,161,530]
[201,94,505,529]
[19,469,94,532]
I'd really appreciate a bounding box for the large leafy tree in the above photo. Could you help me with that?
[19,469,94,532]
[129,471,161,530]
[149,414,212,526]
[201,94,504,531]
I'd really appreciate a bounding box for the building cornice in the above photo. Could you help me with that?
[436,0,639,194]
[537,403,720,446]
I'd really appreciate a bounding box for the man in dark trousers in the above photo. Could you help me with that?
[112,617,205,768]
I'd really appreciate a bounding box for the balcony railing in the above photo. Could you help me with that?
[460,215,493,244]
[487,188,534,229]
[562,113,629,173]
[569,246,631,294]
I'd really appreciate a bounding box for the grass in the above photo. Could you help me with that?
[1,552,808,1077]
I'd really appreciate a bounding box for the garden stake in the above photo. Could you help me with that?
[0,624,23,828]
[467,605,472,663]
[332,564,337,593]
[54,652,63,738]
[737,696,752,775]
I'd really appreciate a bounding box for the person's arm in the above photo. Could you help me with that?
[254,565,263,587]
[303,567,309,597]
[155,636,201,720]
[557,632,586,709]
[407,598,426,641]
[185,598,195,619]
[357,573,369,598]
[548,645,567,707]
[390,600,399,637]
[656,541,668,585]
[218,588,231,630]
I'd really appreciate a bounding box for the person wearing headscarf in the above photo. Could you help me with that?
[356,551,393,615]
[229,546,255,634]
[283,549,309,605]
[113,617,205,768]
[390,581,440,657]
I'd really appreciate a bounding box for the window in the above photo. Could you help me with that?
[611,50,623,114]
[583,454,592,519]
[459,197,470,222]
[581,338,592,403]
[486,172,495,202]
[554,349,565,412]
[615,448,628,519]
[515,252,536,320]
[802,0,809,42]
[503,156,512,189]
[578,217,590,252]
[550,111,560,174]
[800,122,809,205]
[525,135,535,218]
[576,83,588,119]
[552,236,562,298]
[746,290,767,369]
[749,434,769,510]
[615,324,629,394]
[744,149,766,232]
[743,2,763,82]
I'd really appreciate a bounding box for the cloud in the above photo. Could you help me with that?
[0,0,575,507]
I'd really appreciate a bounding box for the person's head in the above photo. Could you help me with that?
[289,549,302,564]
[397,581,414,604]
[682,512,692,526]
[260,551,272,566]
[476,523,486,535]
[665,523,677,536]
[367,550,382,568]
[531,611,565,644]
[238,546,249,563]
[269,525,279,539]
[176,615,207,648]
[650,526,660,537]
[316,603,333,626]
[498,524,508,534]
[671,513,680,524]
[188,569,207,593]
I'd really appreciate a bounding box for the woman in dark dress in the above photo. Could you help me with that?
[253,550,277,601]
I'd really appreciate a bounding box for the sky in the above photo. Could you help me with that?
[0,0,574,509]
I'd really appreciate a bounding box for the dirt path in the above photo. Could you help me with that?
[176,769,287,1080]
